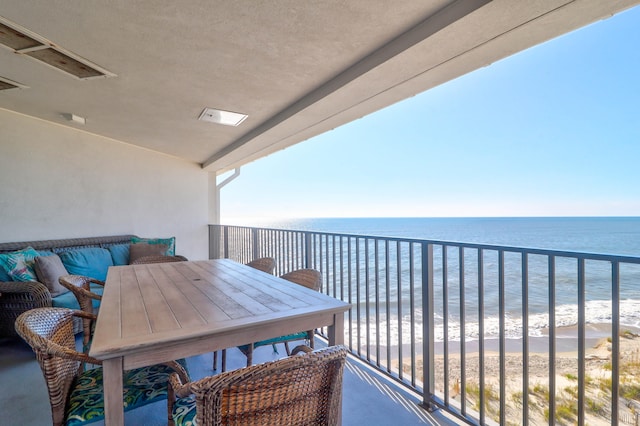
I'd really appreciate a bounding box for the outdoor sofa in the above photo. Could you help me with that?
[0,234,178,338]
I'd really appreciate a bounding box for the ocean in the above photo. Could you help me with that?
[241,217,640,345]
[258,216,640,256]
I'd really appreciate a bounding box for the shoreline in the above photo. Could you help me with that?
[352,322,640,359]
[434,335,604,355]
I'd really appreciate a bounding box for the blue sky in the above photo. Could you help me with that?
[221,6,640,223]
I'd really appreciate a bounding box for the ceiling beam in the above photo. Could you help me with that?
[202,0,491,171]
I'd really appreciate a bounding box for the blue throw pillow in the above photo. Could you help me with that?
[108,244,130,266]
[131,236,175,256]
[59,248,114,281]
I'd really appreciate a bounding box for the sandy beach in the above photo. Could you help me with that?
[397,332,640,425]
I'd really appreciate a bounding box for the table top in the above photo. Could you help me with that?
[89,259,349,366]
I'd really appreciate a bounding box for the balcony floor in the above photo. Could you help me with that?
[1,336,459,425]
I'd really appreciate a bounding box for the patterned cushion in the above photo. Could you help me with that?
[172,395,197,426]
[131,236,175,256]
[66,363,180,426]
[0,246,40,282]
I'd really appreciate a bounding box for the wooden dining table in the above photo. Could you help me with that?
[89,258,350,425]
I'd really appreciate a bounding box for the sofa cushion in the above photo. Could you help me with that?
[33,254,69,297]
[52,283,103,310]
[108,244,130,266]
[0,246,40,282]
[59,248,113,282]
[128,243,169,264]
[131,236,175,256]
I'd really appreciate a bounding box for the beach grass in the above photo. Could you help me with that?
[395,330,640,425]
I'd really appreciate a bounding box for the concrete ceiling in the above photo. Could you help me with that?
[1,0,638,173]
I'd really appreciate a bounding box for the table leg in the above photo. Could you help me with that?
[103,357,124,426]
[327,312,344,346]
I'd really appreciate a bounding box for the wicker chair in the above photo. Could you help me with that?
[15,307,190,426]
[0,281,51,337]
[130,255,188,264]
[58,275,104,352]
[169,345,347,426]
[280,268,322,291]
[245,256,276,274]
[238,268,322,366]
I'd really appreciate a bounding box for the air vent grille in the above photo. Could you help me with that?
[0,22,41,50]
[0,76,27,91]
[25,48,106,79]
[0,16,115,80]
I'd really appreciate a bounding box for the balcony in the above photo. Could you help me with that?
[3,223,639,425]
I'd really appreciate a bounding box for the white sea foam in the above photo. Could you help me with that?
[346,299,640,344]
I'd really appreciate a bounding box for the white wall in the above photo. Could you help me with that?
[0,109,210,260]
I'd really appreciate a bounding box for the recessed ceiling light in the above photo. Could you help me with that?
[198,107,248,126]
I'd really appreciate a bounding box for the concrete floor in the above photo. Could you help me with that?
[0,336,460,425]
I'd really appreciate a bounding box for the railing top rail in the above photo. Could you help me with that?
[211,224,640,264]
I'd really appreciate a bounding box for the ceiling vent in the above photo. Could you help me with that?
[0,75,27,91]
[0,17,115,80]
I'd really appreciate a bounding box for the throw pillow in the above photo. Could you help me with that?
[0,266,10,281]
[59,248,114,282]
[34,254,70,297]
[108,244,130,266]
[0,246,40,282]
[128,243,169,264]
[131,236,175,256]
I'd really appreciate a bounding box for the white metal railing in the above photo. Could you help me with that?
[209,224,640,426]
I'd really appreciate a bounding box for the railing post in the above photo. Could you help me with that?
[304,232,312,269]
[522,253,529,426]
[209,224,224,259]
[252,228,259,260]
[223,226,229,258]
[612,261,620,426]
[577,258,586,426]
[421,243,435,410]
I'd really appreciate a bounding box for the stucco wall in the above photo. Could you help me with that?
[0,109,210,260]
